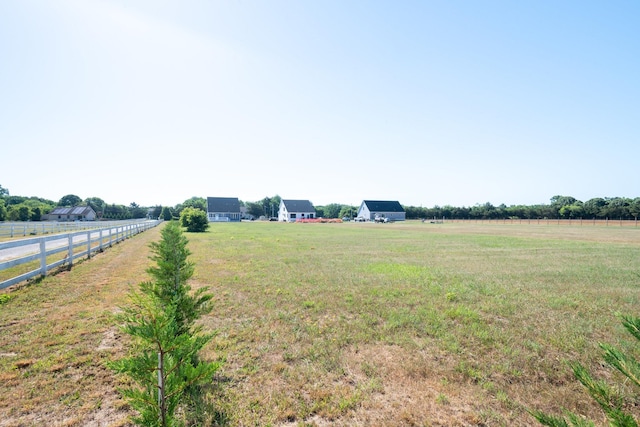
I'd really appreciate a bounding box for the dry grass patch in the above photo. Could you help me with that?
[338,344,485,426]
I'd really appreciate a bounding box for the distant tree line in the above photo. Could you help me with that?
[404,195,640,221]
[240,194,640,221]
[2,184,638,222]
[0,184,163,222]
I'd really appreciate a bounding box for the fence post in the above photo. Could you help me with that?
[87,231,92,258]
[99,229,103,251]
[68,235,74,266]
[39,239,47,277]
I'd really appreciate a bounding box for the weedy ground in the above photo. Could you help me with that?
[1,221,639,426]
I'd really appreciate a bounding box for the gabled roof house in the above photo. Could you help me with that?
[357,200,406,221]
[207,197,241,222]
[278,199,316,222]
[42,206,97,221]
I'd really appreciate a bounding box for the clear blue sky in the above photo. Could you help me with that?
[1,1,638,208]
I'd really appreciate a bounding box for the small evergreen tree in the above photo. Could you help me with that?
[146,221,212,335]
[110,291,220,427]
[110,221,219,426]
[531,315,640,426]
[179,207,209,233]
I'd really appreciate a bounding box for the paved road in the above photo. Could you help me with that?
[0,229,118,262]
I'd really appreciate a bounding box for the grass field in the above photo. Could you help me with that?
[1,221,639,426]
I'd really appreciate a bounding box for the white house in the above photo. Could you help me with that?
[278,199,316,222]
[42,206,97,221]
[207,197,241,222]
[357,200,406,221]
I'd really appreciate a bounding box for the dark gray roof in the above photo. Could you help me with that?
[362,200,405,212]
[49,206,95,215]
[207,197,241,213]
[282,199,315,212]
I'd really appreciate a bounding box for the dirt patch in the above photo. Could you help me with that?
[82,391,131,427]
[97,328,122,352]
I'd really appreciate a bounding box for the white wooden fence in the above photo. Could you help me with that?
[0,220,153,238]
[0,220,162,289]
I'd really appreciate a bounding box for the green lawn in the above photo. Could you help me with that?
[189,221,639,426]
[1,221,639,426]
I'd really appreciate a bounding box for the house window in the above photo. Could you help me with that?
[291,214,297,219]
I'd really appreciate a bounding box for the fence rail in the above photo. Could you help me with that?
[0,220,162,289]
[0,219,155,238]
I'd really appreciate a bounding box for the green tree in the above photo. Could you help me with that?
[470,202,497,219]
[602,197,631,220]
[583,198,606,219]
[630,198,640,221]
[58,194,82,207]
[338,205,356,219]
[550,196,579,218]
[259,195,281,218]
[104,204,130,220]
[160,206,173,221]
[182,197,207,212]
[150,205,163,220]
[146,221,211,334]
[109,222,220,427]
[5,195,26,206]
[550,195,578,208]
[17,205,31,221]
[180,207,209,233]
[85,197,106,218]
[531,315,640,426]
[0,184,8,197]
[30,206,42,221]
[109,222,219,426]
[110,293,219,427]
[0,199,6,221]
[560,203,584,219]
[321,204,342,218]
[130,202,148,219]
[245,201,264,218]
